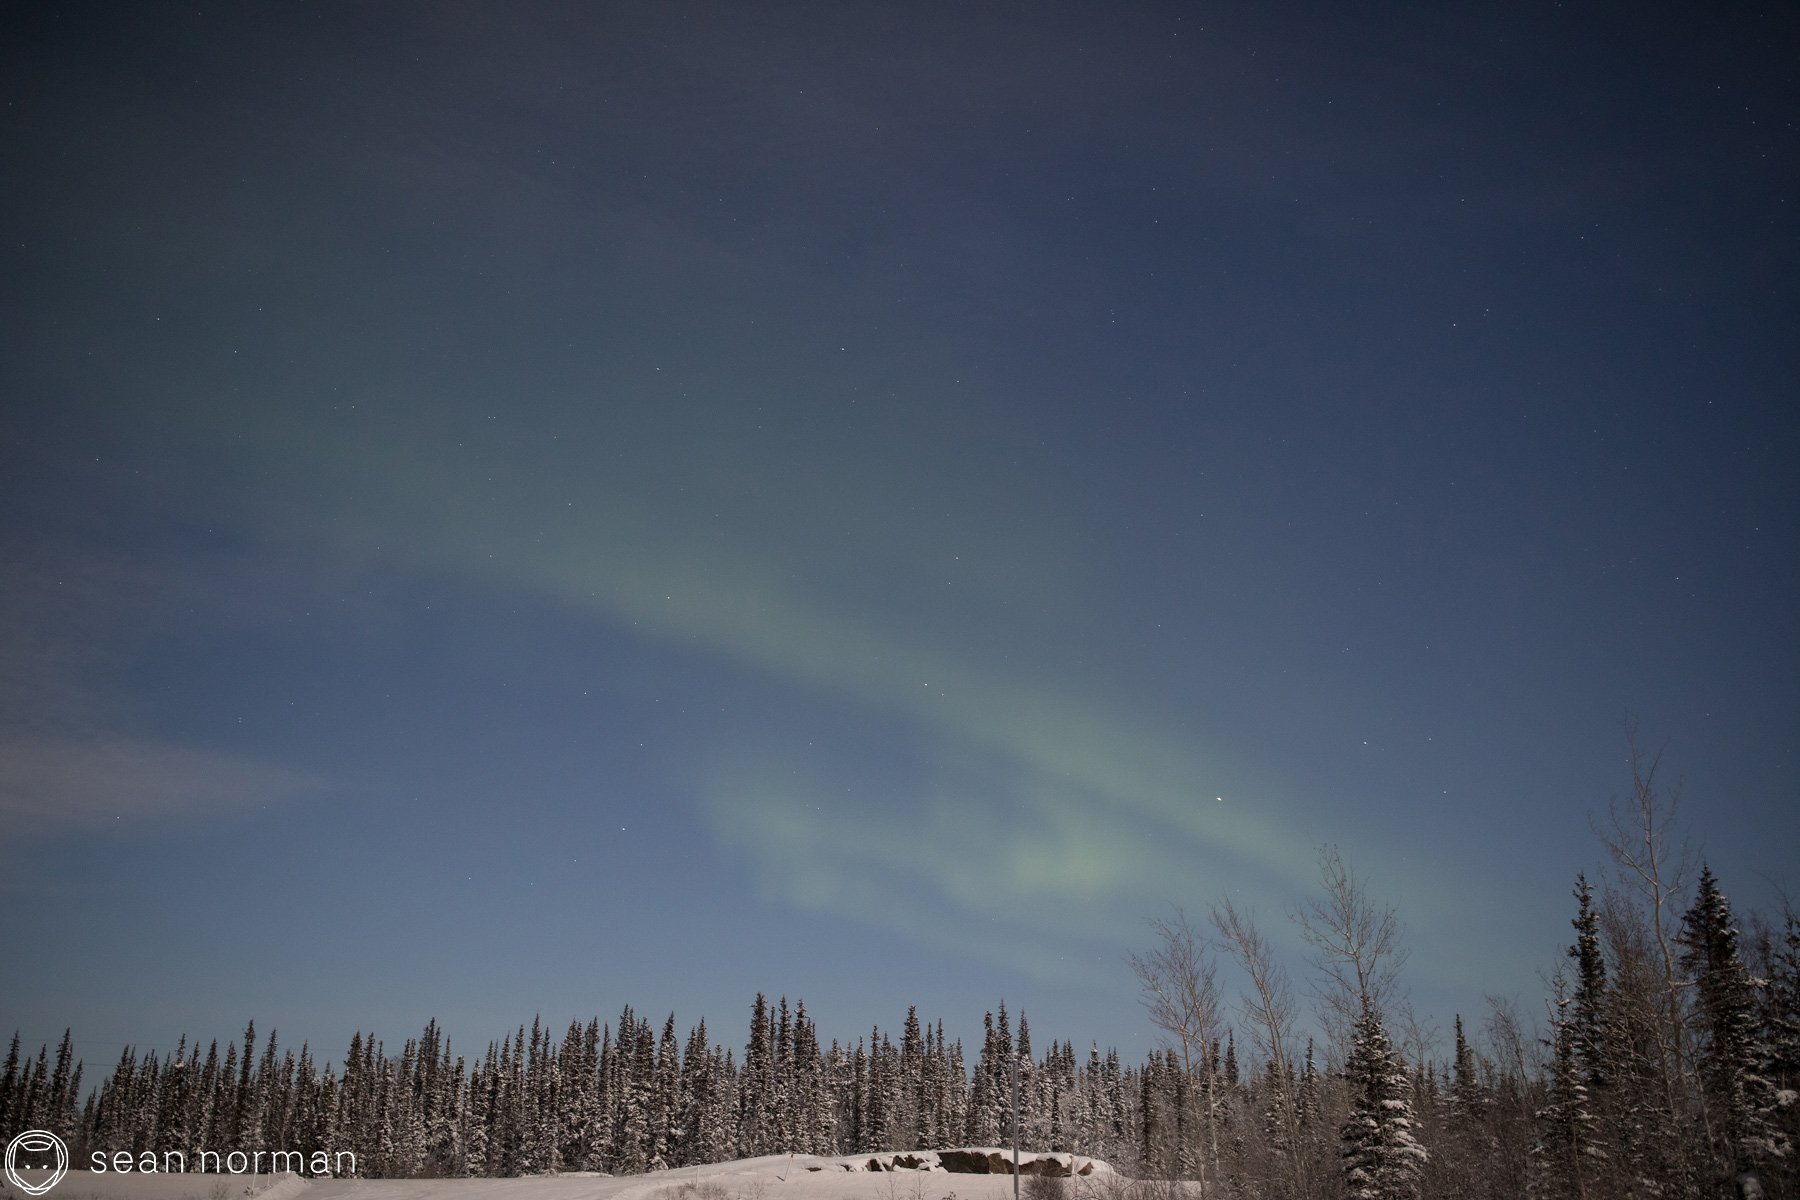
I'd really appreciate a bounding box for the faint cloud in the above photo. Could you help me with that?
[0,551,323,838]
[0,733,317,836]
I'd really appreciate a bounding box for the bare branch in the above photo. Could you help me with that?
[1589,720,1699,1128]
[1131,905,1225,1188]
[1292,844,1409,1043]
[1130,905,1221,1077]
[1210,897,1294,1079]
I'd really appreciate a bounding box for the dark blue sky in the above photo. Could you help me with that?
[3,1,1796,1068]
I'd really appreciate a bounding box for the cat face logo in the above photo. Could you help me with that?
[4,1130,68,1195]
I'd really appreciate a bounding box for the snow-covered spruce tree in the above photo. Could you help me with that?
[1597,895,1698,1196]
[676,1019,710,1165]
[462,1056,490,1176]
[789,1000,834,1155]
[1450,1014,1487,1129]
[597,1013,625,1169]
[1530,970,1602,1200]
[1427,1013,1492,1200]
[43,1029,81,1145]
[1016,1014,1040,1153]
[1765,914,1800,1197]
[847,1038,868,1151]
[970,1009,1003,1145]
[900,1006,925,1148]
[331,1032,364,1164]
[1341,1003,1428,1200]
[0,1032,20,1137]
[1482,1012,1544,1200]
[867,1028,895,1149]
[155,1036,192,1158]
[1567,878,1613,1093]
[413,1020,457,1176]
[648,1013,680,1170]
[617,1018,655,1173]
[191,1039,222,1153]
[1080,1044,1108,1155]
[773,997,795,1151]
[1677,865,1790,1195]
[389,1035,420,1175]
[1559,875,1613,1191]
[738,994,774,1156]
[709,1044,739,1162]
[1769,915,1800,1092]
[921,1021,946,1149]
[525,1017,561,1175]
[558,1018,599,1173]
[943,1021,970,1149]
[229,1021,257,1151]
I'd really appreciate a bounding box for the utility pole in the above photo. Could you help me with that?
[1011,1045,1021,1200]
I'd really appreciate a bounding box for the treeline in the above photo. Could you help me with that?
[1096,762,1800,1200]
[4,760,1798,1197]
[5,998,1145,1178]
[6,865,1794,1196]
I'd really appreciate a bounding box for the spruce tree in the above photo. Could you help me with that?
[1678,865,1790,1193]
[1567,878,1611,1093]
[617,1018,655,1173]
[233,1021,257,1151]
[678,1019,710,1165]
[1768,915,1800,1090]
[193,1039,221,1152]
[971,1011,1001,1145]
[790,1001,833,1154]
[45,1030,77,1142]
[1531,971,1600,1200]
[463,1058,490,1176]
[647,1014,679,1169]
[739,994,773,1156]
[156,1035,192,1154]
[901,1006,925,1147]
[1341,1003,1428,1200]
[599,1016,625,1169]
[0,1033,19,1135]
[948,1039,970,1146]
[870,1030,897,1149]
[1766,915,1800,1197]
[1450,1015,1486,1127]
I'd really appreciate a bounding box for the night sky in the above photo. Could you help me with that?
[3,2,1796,1067]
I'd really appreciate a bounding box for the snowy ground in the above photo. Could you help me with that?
[7,1149,1125,1200]
[3,1172,311,1200]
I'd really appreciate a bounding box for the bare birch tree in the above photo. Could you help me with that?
[1212,897,1311,1198]
[1211,899,1296,1080]
[1583,720,1720,1200]
[1131,906,1222,1187]
[1293,844,1410,1049]
[1592,725,1698,1135]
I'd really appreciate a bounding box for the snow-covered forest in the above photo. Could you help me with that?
[6,796,1797,1199]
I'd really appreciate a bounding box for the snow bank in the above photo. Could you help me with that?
[75,1150,1121,1200]
[4,1170,311,1198]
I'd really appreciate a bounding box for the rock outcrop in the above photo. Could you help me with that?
[808,1149,1100,1176]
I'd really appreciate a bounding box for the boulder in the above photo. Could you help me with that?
[937,1149,994,1174]
[936,1150,1080,1176]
